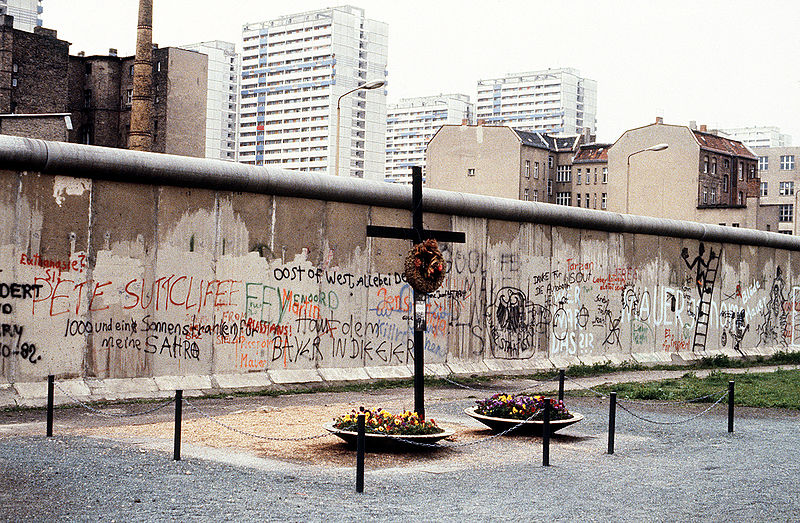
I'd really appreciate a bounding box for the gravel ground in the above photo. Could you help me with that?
[1,371,799,521]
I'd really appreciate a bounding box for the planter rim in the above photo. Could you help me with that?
[323,421,455,441]
[464,406,585,425]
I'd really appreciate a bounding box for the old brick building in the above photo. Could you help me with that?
[0,14,207,157]
[0,16,68,115]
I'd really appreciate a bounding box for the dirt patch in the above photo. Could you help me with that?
[76,400,503,469]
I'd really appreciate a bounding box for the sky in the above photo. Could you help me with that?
[44,0,800,144]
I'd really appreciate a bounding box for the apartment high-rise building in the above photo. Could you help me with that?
[476,68,597,136]
[179,40,239,161]
[0,0,41,32]
[717,126,792,148]
[238,5,388,181]
[754,146,800,234]
[385,94,472,184]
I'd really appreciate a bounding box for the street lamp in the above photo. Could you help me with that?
[625,143,669,213]
[334,79,386,177]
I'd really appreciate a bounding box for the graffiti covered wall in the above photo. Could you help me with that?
[1,142,800,396]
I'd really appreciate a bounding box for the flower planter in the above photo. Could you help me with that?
[323,422,455,449]
[464,406,584,435]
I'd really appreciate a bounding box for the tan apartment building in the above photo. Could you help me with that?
[426,124,586,204]
[607,119,776,230]
[572,143,609,210]
[754,146,800,234]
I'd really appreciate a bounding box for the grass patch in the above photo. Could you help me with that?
[577,369,800,410]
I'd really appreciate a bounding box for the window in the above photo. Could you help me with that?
[524,160,530,178]
[723,175,729,193]
[759,156,768,171]
[702,186,708,204]
[125,89,133,106]
[602,167,608,183]
[85,62,92,75]
[576,168,581,185]
[760,181,768,196]
[594,169,598,184]
[84,89,92,108]
[585,193,590,208]
[749,166,755,179]
[467,168,475,177]
[703,156,709,173]
[11,78,16,87]
[780,181,794,196]
[732,223,739,228]
[781,155,795,170]
[779,204,793,222]
[593,193,598,209]
[523,188,529,201]
[738,163,744,180]
[710,187,717,204]
[556,192,571,205]
[576,193,581,207]
[738,191,744,205]
[533,162,539,179]
[711,158,717,174]
[556,165,571,182]
[548,156,554,169]
[601,193,607,210]
[533,189,539,202]
[547,179,553,196]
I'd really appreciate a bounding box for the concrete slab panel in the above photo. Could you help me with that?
[423,363,450,377]
[268,369,323,385]
[446,360,489,376]
[483,359,539,374]
[213,373,272,390]
[364,365,412,380]
[630,351,672,365]
[318,367,370,383]
[154,375,214,392]
[87,377,159,397]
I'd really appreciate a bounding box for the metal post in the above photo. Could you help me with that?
[728,381,734,433]
[356,413,365,493]
[558,369,565,401]
[173,390,183,461]
[413,293,425,419]
[46,375,54,437]
[542,400,551,467]
[608,392,617,454]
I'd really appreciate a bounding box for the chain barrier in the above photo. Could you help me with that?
[53,381,175,418]
[386,412,551,449]
[615,390,729,426]
[182,397,332,442]
[562,375,608,399]
[615,390,726,407]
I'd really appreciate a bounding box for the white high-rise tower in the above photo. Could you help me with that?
[385,94,473,184]
[0,0,42,32]
[476,68,597,136]
[238,6,388,180]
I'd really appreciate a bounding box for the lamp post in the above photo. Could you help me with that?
[625,143,669,213]
[335,79,386,177]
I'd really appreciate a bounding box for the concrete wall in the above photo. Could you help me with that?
[2,136,800,404]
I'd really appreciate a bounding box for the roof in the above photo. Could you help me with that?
[513,130,580,152]
[573,144,610,163]
[692,131,757,160]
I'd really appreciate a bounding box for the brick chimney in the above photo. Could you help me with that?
[700,124,707,132]
[128,0,154,152]
[655,116,664,124]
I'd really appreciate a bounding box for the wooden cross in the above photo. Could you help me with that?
[366,166,465,418]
